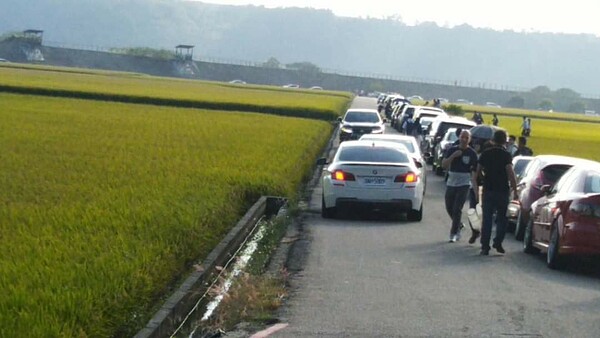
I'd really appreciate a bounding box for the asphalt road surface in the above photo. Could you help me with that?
[272,96,600,337]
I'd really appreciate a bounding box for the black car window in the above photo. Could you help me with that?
[513,159,532,178]
[344,112,381,123]
[541,165,572,185]
[338,146,409,163]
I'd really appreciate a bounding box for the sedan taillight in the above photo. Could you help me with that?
[395,172,418,183]
[332,170,356,181]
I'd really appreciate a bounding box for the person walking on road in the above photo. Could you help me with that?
[492,114,499,126]
[475,129,518,255]
[441,130,479,243]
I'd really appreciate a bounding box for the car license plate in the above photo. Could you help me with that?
[363,177,386,185]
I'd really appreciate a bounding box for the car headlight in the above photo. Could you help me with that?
[341,127,353,133]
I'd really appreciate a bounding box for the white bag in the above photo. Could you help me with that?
[467,205,482,231]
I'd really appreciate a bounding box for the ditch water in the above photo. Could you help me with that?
[182,201,288,338]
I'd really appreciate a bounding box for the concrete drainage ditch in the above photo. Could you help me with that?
[134,196,287,338]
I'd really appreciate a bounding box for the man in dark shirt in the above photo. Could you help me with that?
[514,136,533,156]
[476,130,518,255]
[441,130,479,243]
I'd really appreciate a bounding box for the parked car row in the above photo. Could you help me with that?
[506,154,600,269]
[330,105,600,271]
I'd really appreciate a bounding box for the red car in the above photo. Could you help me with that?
[523,163,600,269]
[513,155,595,240]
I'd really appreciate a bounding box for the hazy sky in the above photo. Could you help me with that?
[195,0,600,36]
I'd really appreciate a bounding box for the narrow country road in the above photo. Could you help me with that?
[271,96,600,337]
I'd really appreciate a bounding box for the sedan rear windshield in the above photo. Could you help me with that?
[338,147,409,163]
[345,112,381,123]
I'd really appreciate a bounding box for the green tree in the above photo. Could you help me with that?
[507,95,525,108]
[554,87,581,100]
[529,85,551,96]
[444,104,464,116]
[263,57,281,68]
[538,99,553,111]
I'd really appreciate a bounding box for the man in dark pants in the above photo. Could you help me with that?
[441,130,479,243]
[476,130,519,255]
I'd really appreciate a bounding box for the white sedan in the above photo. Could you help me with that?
[317,140,425,221]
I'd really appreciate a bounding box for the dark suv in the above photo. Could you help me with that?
[339,109,385,142]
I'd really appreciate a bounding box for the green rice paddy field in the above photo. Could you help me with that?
[478,113,600,161]
[1,62,600,337]
[0,91,341,337]
[0,64,352,119]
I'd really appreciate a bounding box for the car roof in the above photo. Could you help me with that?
[345,108,379,114]
[444,127,458,135]
[359,134,416,141]
[434,115,475,124]
[355,137,410,151]
[533,155,599,167]
[339,139,409,151]
[513,155,534,161]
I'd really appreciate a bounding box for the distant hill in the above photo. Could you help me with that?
[2,0,600,97]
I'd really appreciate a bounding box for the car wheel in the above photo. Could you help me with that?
[407,204,423,222]
[514,210,525,241]
[547,218,564,270]
[321,195,336,219]
[523,215,538,254]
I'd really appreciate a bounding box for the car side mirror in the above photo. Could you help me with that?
[316,158,328,166]
[413,158,423,169]
[337,117,342,122]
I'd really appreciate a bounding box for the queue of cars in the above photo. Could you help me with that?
[326,103,600,270]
